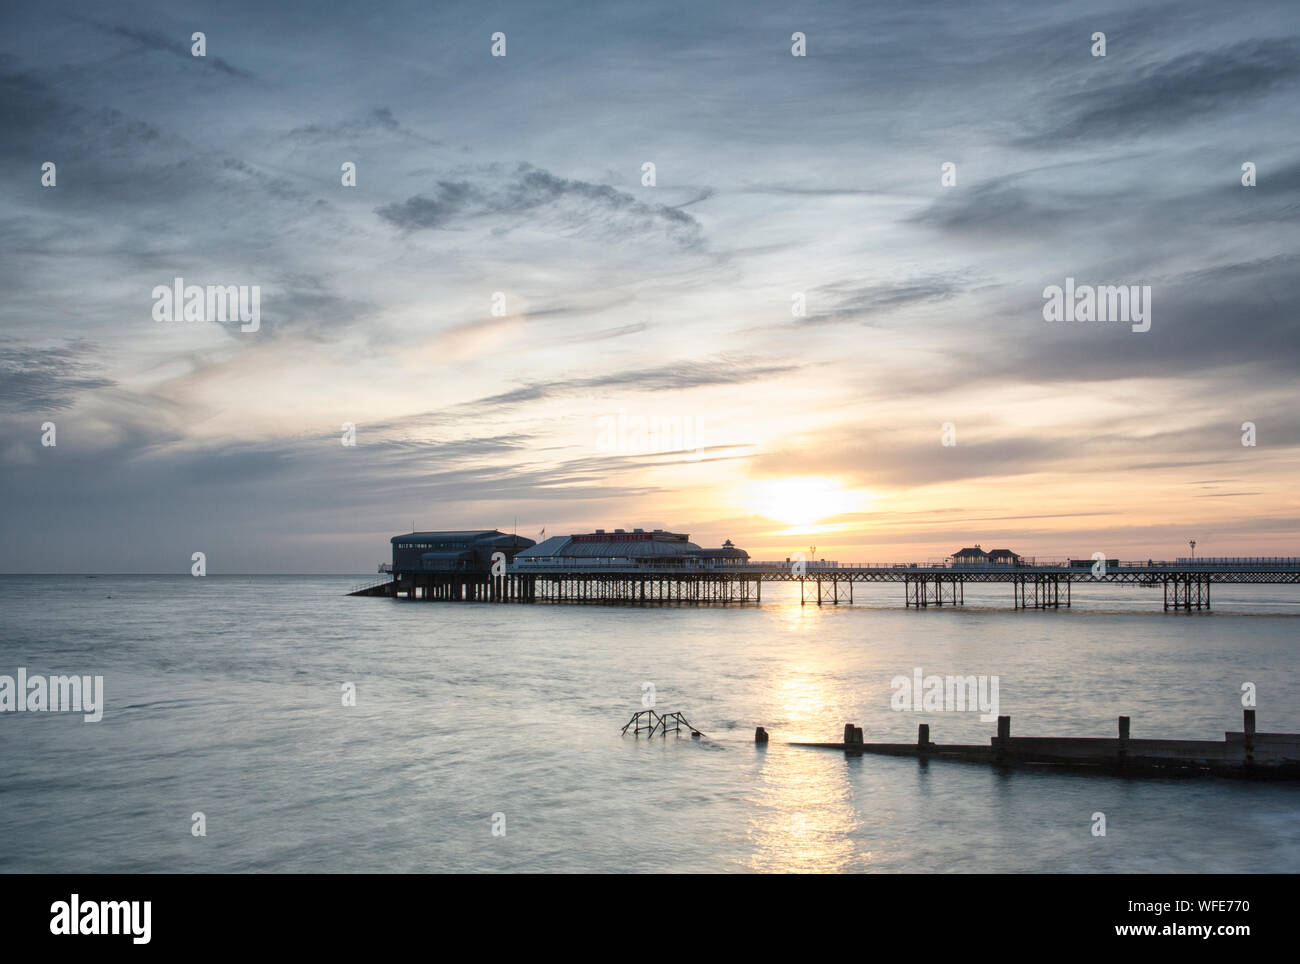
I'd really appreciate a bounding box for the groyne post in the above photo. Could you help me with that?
[843,723,864,754]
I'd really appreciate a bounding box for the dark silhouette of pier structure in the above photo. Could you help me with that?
[349,531,1300,612]
[354,556,1300,611]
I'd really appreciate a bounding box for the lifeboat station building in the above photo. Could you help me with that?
[387,530,535,600]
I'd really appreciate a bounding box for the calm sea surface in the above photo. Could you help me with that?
[1,575,1297,873]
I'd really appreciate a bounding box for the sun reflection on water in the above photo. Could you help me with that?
[745,670,865,872]
[747,747,862,873]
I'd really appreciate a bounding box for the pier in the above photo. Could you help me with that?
[786,710,1300,779]
[349,530,1300,612]
[359,560,1300,613]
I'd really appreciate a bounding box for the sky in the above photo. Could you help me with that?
[1,0,1298,572]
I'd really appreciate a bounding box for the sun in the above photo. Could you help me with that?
[745,477,866,528]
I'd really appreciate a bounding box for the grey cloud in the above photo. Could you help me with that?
[0,62,171,165]
[910,180,1081,237]
[1220,156,1300,223]
[750,404,1293,491]
[802,275,971,326]
[474,385,550,407]
[742,184,890,197]
[1037,254,1300,380]
[288,107,436,144]
[0,340,113,412]
[376,164,705,248]
[556,322,649,344]
[472,358,800,409]
[886,251,1300,398]
[375,180,482,229]
[108,24,255,79]
[757,435,1064,489]
[504,168,696,227]
[1021,38,1300,146]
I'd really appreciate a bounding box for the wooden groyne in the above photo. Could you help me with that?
[784,710,1300,779]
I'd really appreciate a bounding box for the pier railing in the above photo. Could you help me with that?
[746,558,1300,572]
[1173,557,1300,568]
[510,557,1300,573]
[348,575,395,594]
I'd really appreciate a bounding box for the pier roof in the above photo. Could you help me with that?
[391,530,503,543]
[516,535,571,556]
[516,534,705,559]
[391,531,534,549]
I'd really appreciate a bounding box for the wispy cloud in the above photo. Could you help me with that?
[107,24,255,79]
[472,357,800,409]
[0,340,113,412]
[1020,38,1300,145]
[377,164,706,247]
